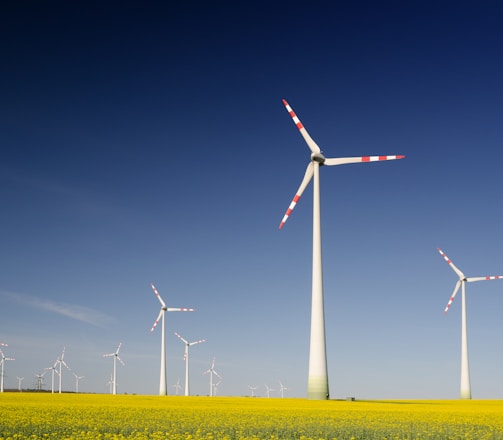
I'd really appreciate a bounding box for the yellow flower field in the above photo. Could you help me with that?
[1,394,502,439]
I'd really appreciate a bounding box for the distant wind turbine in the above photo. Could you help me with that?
[106,373,113,394]
[73,372,84,393]
[172,378,182,395]
[213,379,221,396]
[278,381,289,398]
[0,348,14,393]
[174,332,205,396]
[248,385,257,397]
[438,247,503,399]
[203,357,221,397]
[44,359,59,393]
[149,283,194,396]
[264,383,274,398]
[103,342,124,395]
[56,347,71,394]
[35,372,46,391]
[16,376,24,392]
[279,99,405,399]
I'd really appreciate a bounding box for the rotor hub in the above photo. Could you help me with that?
[311,152,326,164]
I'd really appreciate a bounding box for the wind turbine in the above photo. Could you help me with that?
[73,372,84,393]
[44,359,59,393]
[248,385,257,397]
[213,379,222,396]
[106,373,113,394]
[174,332,205,396]
[35,372,46,391]
[279,99,405,400]
[203,357,221,397]
[437,247,503,399]
[0,349,15,392]
[103,342,124,395]
[149,283,194,396]
[278,381,289,398]
[172,378,182,395]
[264,384,274,398]
[56,347,71,393]
[16,376,24,392]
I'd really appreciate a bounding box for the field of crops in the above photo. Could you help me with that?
[1,393,503,439]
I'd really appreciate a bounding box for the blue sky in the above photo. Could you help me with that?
[1,1,503,398]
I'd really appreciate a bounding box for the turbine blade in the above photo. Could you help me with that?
[167,307,195,312]
[282,99,321,154]
[467,275,503,282]
[116,342,122,354]
[324,155,405,166]
[437,248,465,279]
[444,280,462,314]
[62,360,71,371]
[150,310,163,333]
[117,356,125,366]
[150,283,166,308]
[189,339,206,346]
[174,332,188,344]
[279,162,314,229]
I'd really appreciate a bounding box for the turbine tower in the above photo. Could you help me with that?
[279,99,405,399]
[174,332,205,396]
[149,283,194,396]
[103,342,124,395]
[438,247,503,399]
[203,357,221,397]
[0,349,14,392]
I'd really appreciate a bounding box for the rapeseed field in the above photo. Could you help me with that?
[1,393,502,439]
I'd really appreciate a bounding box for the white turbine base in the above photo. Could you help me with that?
[307,375,329,400]
[460,387,471,400]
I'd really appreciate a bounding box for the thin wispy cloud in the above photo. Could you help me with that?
[1,290,114,327]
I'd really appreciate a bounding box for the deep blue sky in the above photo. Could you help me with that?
[2,1,503,398]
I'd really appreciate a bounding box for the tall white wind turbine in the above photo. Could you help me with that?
[103,342,124,395]
[56,347,71,394]
[279,99,405,400]
[44,359,59,393]
[203,357,221,397]
[0,349,14,392]
[149,283,194,396]
[174,332,205,396]
[438,247,503,399]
